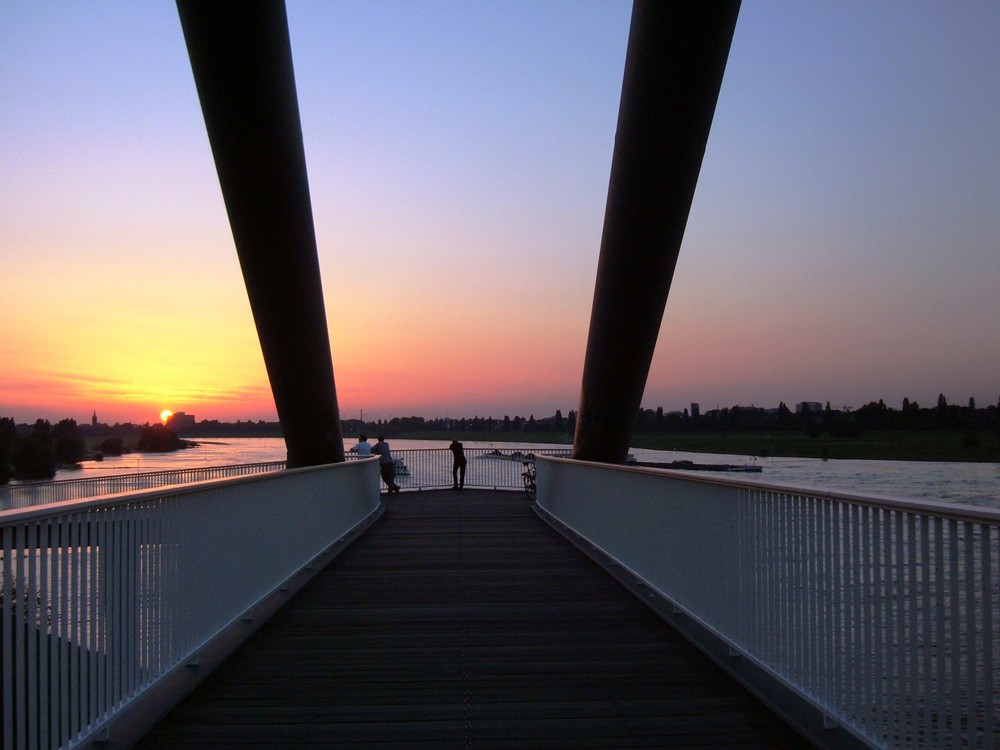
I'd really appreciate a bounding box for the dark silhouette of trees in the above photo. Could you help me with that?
[3,389,997,480]
[54,418,85,465]
[13,420,57,479]
[99,437,127,455]
[0,417,15,484]
[137,424,184,452]
[799,403,820,438]
[776,402,795,430]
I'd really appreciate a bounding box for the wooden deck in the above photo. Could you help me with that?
[135,490,811,748]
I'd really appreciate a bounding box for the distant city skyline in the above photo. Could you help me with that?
[3,3,998,427]
[6,388,996,430]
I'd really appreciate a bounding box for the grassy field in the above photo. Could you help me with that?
[394,429,1000,463]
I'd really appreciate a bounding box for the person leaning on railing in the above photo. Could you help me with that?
[371,435,400,494]
[351,434,372,456]
[449,438,466,490]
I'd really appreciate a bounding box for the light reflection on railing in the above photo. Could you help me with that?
[0,462,286,511]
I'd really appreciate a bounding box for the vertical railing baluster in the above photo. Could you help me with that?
[26,523,38,750]
[829,500,840,718]
[963,522,976,749]
[96,511,107,722]
[67,517,79,742]
[766,489,777,666]
[16,525,28,750]
[3,527,14,750]
[905,513,917,746]
[111,506,122,719]
[898,512,906,743]
[850,503,860,729]
[83,517,95,737]
[797,494,807,680]
[984,526,995,745]
[859,504,871,734]
[948,519,960,748]
[868,503,879,739]
[57,515,69,746]
[919,515,932,747]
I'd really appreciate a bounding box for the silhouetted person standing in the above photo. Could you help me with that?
[450,438,466,489]
[372,435,399,494]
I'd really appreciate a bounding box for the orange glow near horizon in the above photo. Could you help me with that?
[3,3,998,426]
[160,409,173,423]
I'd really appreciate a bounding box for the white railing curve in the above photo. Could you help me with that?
[535,457,1000,750]
[1,459,381,750]
[0,462,287,512]
[1,448,568,512]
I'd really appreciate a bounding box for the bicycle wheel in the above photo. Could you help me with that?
[523,470,536,501]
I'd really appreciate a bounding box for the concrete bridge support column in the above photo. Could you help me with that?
[573,1,741,463]
[177,1,344,466]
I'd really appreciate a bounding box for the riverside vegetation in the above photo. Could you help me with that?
[3,394,997,483]
[0,418,191,482]
[357,396,1000,463]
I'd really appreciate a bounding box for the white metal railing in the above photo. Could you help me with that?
[1,459,380,750]
[536,457,1000,750]
[359,447,566,491]
[0,462,286,511]
[1,448,567,512]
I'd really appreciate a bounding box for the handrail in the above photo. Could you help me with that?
[354,447,568,493]
[575,457,1000,523]
[536,456,1000,750]
[1,460,381,750]
[1,448,570,514]
[4,452,997,748]
[0,461,287,512]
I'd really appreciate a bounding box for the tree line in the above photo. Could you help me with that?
[4,394,997,482]
[0,417,186,482]
[631,396,998,439]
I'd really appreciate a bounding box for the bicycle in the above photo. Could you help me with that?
[521,460,536,501]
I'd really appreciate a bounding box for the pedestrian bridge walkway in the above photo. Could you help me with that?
[4,458,996,749]
[134,490,809,748]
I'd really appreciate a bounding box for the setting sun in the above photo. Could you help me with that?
[160,410,173,423]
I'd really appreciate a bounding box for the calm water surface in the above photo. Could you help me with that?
[51,437,999,509]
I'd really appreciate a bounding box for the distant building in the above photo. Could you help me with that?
[690,403,700,418]
[795,402,823,414]
[166,412,196,432]
[92,410,98,427]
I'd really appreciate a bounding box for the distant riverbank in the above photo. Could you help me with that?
[34,437,998,508]
[391,430,999,463]
[78,428,997,464]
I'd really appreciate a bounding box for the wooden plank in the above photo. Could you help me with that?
[135,491,811,748]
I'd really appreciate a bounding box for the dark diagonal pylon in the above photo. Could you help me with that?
[177,1,344,467]
[573,1,741,463]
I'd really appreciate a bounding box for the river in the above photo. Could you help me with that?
[46,437,1000,509]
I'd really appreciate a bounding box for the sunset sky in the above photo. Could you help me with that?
[3,2,999,426]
